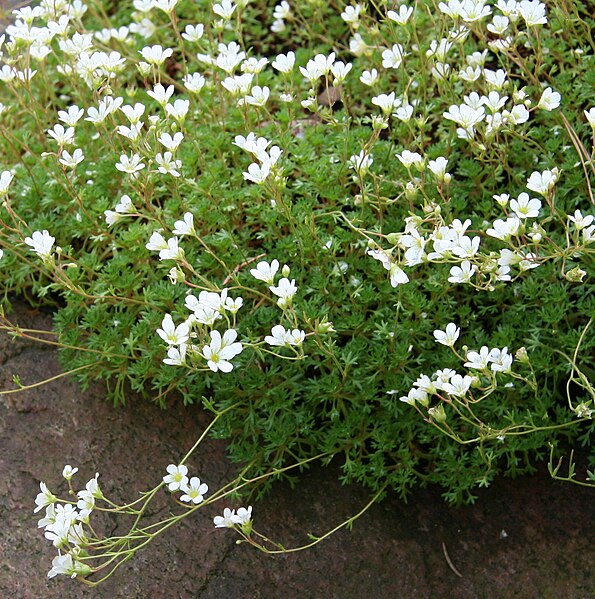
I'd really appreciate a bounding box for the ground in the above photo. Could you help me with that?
[0,302,593,599]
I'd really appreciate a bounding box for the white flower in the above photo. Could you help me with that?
[57,105,84,126]
[537,87,561,111]
[158,132,184,152]
[163,343,186,366]
[507,104,530,124]
[433,323,460,347]
[158,237,184,261]
[265,325,305,347]
[34,482,57,513]
[242,57,269,74]
[299,52,336,82]
[269,277,297,307]
[509,192,541,218]
[273,1,291,20]
[382,44,405,69]
[518,0,547,26]
[360,69,378,86]
[59,148,84,168]
[427,157,451,183]
[341,4,362,26]
[348,150,373,176]
[140,44,173,65]
[242,85,270,107]
[243,162,270,184]
[448,260,476,284]
[47,124,75,146]
[202,329,243,373]
[272,51,295,74]
[526,169,558,196]
[157,314,189,346]
[183,72,206,93]
[250,259,279,284]
[387,5,413,25]
[459,0,491,22]
[153,0,178,13]
[120,103,146,124]
[115,154,145,175]
[62,465,79,480]
[393,104,414,122]
[180,477,209,504]
[155,151,182,177]
[443,104,485,129]
[372,92,400,115]
[147,83,175,106]
[213,0,236,20]
[214,507,237,528]
[146,231,169,252]
[117,123,144,141]
[442,373,473,396]
[172,212,194,235]
[47,553,90,579]
[567,210,594,231]
[232,505,252,525]
[464,346,492,370]
[182,24,204,42]
[584,108,595,129]
[399,387,428,406]
[389,264,409,287]
[396,150,424,170]
[487,14,510,34]
[331,61,352,84]
[489,347,513,372]
[165,99,190,122]
[24,230,55,260]
[486,217,521,241]
[0,170,14,195]
[163,464,189,492]
[85,96,123,124]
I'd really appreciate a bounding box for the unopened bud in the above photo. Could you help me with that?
[515,347,529,363]
[428,405,447,423]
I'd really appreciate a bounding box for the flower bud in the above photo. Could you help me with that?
[372,115,388,130]
[317,320,335,334]
[137,61,151,77]
[405,182,418,200]
[515,347,529,363]
[428,405,447,423]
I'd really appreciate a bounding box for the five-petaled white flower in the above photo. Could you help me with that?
[180,477,209,504]
[34,482,57,513]
[202,329,243,373]
[25,230,55,260]
[265,325,305,347]
[214,507,237,528]
[269,277,297,308]
[433,323,460,347]
[250,259,280,285]
[163,464,188,491]
[157,314,189,346]
[115,153,145,175]
[526,169,558,197]
[0,170,14,195]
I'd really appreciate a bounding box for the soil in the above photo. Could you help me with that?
[0,302,593,599]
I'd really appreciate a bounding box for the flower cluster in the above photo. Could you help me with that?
[35,470,100,579]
